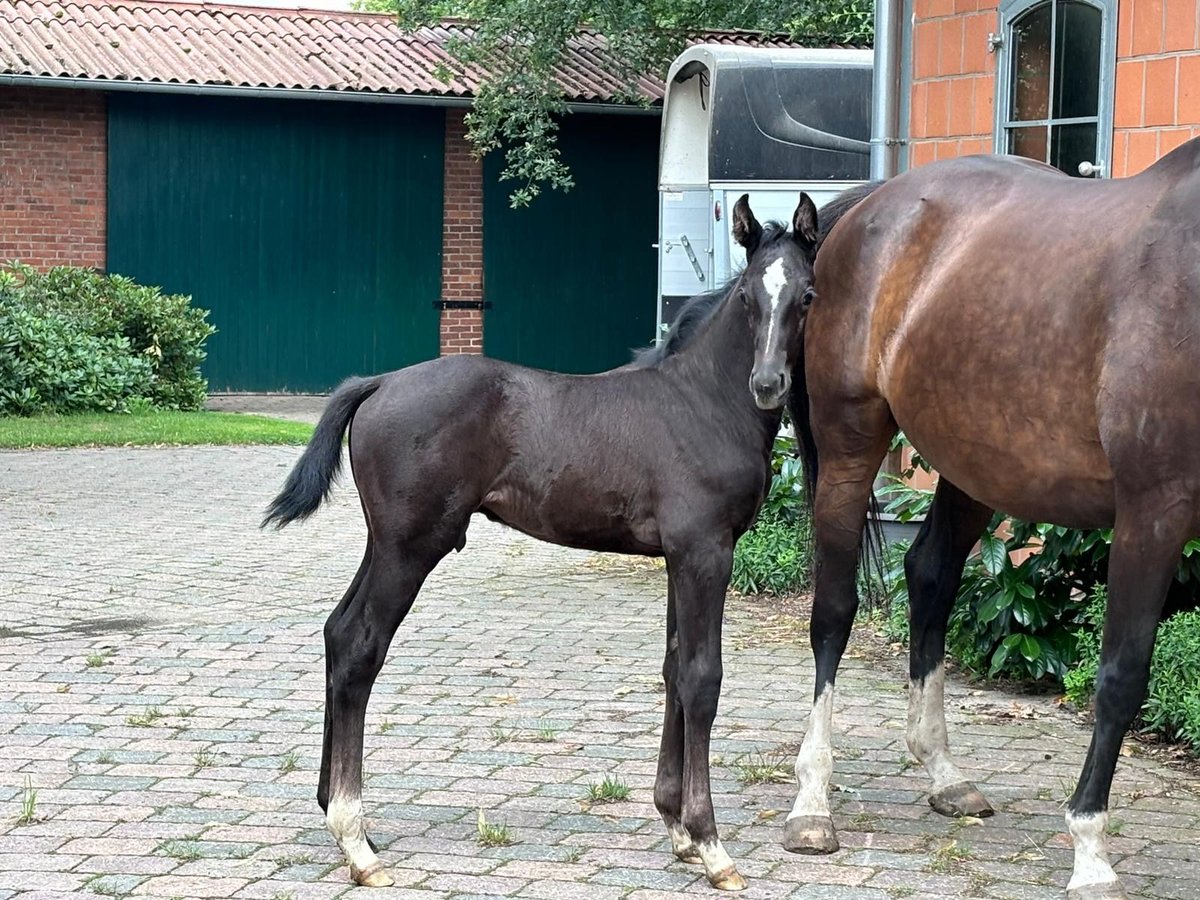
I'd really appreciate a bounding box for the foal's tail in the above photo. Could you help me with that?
[262,376,383,529]
[790,179,888,600]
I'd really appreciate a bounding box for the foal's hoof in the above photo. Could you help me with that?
[350,862,395,888]
[709,866,747,891]
[929,781,994,819]
[782,815,839,854]
[1067,882,1129,900]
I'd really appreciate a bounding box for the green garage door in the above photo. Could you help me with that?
[108,94,443,393]
[483,113,659,373]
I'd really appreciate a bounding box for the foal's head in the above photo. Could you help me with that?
[732,193,819,410]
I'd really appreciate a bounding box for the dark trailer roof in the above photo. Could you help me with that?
[660,45,874,185]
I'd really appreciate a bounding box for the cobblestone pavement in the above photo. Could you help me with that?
[204,395,326,424]
[3,447,1199,900]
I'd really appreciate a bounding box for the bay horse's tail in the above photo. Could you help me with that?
[791,180,888,597]
[262,376,383,529]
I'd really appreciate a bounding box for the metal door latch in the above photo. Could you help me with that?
[679,234,705,282]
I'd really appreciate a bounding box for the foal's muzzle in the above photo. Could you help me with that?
[750,367,791,410]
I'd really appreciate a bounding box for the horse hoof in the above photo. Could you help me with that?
[1067,882,1129,900]
[928,782,994,819]
[782,815,839,854]
[709,866,747,891]
[350,863,395,887]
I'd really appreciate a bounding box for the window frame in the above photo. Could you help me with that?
[993,0,1118,176]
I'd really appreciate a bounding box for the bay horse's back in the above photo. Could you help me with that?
[811,145,1200,528]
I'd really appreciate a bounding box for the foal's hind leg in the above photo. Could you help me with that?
[904,480,995,818]
[1064,491,1190,900]
[654,576,701,865]
[323,529,457,887]
[785,403,893,855]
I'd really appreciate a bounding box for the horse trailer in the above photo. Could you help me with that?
[657,45,873,331]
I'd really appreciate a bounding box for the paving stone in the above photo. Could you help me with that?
[1,444,1198,900]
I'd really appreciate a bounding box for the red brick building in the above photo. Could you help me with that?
[906,0,1200,175]
[2,1,795,390]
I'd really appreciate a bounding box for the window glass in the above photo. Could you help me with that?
[1054,1,1101,118]
[1011,4,1053,121]
[1051,122,1098,172]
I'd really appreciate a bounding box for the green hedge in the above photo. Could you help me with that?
[731,434,812,596]
[0,264,215,415]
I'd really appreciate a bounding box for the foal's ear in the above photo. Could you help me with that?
[732,193,763,258]
[792,192,819,252]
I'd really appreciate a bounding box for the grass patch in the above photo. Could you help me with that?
[927,839,972,874]
[155,839,202,861]
[476,809,515,847]
[85,650,112,668]
[279,750,300,774]
[733,753,792,786]
[126,707,165,728]
[17,778,37,824]
[0,411,314,449]
[586,775,631,803]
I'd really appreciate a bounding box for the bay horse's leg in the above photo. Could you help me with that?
[666,537,745,891]
[1064,491,1190,900]
[323,528,457,887]
[654,575,701,864]
[904,480,995,818]
[784,401,894,855]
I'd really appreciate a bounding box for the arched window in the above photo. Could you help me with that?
[995,0,1117,176]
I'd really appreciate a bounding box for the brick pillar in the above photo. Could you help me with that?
[440,109,484,354]
[0,87,107,269]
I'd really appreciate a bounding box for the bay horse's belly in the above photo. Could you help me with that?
[880,289,1117,530]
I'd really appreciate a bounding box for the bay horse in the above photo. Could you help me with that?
[781,141,1200,899]
[264,194,821,891]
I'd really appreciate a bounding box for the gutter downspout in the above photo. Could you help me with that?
[870,0,904,181]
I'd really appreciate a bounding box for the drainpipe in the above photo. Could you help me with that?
[870,0,903,181]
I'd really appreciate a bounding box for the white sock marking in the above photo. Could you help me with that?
[1067,811,1120,891]
[761,257,788,355]
[696,838,736,878]
[667,821,695,857]
[327,794,381,876]
[788,685,834,821]
[907,664,969,793]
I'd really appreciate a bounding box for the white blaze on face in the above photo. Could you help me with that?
[761,257,789,353]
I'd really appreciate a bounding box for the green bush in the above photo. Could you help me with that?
[731,434,812,596]
[0,264,215,414]
[0,300,152,414]
[1066,585,1200,752]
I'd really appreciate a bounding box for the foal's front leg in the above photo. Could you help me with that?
[655,577,702,864]
[666,539,746,891]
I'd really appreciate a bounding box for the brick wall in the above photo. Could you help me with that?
[0,87,106,269]
[440,109,484,355]
[1111,0,1200,175]
[909,0,999,166]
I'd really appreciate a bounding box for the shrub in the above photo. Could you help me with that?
[731,433,812,596]
[1066,585,1200,753]
[0,297,152,415]
[0,263,215,414]
[881,435,1195,681]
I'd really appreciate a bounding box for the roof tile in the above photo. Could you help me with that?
[0,0,824,102]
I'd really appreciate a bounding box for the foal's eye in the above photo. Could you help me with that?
[801,287,816,307]
[739,289,749,307]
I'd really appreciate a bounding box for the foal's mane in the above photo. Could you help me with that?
[632,221,793,368]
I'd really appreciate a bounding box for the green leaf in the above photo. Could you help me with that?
[979,531,1007,577]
